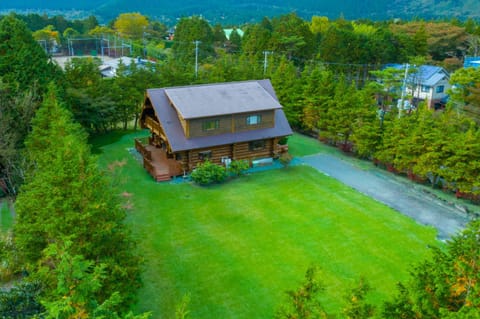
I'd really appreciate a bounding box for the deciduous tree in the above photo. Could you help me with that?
[113,13,149,39]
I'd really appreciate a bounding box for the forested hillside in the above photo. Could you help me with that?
[2,0,480,24]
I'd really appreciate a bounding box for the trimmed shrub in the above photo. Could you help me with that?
[228,160,250,177]
[191,160,227,185]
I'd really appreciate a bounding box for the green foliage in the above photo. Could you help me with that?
[64,57,161,133]
[175,294,191,319]
[172,16,215,65]
[228,160,249,177]
[279,152,293,168]
[190,160,227,185]
[0,14,60,95]
[270,12,315,63]
[14,84,141,310]
[0,230,17,282]
[38,241,150,319]
[0,281,44,318]
[0,83,41,196]
[226,28,242,53]
[342,278,376,319]
[270,56,303,128]
[383,220,480,318]
[275,266,328,319]
[113,60,161,130]
[64,57,116,133]
[113,12,149,39]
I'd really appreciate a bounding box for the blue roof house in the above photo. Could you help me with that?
[388,64,450,110]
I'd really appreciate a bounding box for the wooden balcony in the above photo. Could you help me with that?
[144,116,166,141]
[134,138,183,182]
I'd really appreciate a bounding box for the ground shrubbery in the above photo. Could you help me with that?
[190,160,228,185]
[190,159,250,185]
[228,159,250,176]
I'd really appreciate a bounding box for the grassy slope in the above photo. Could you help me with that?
[95,130,438,318]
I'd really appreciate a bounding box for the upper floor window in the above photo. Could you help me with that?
[246,114,262,125]
[202,119,219,131]
[421,85,430,93]
[436,85,445,93]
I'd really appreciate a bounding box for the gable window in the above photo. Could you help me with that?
[202,119,219,131]
[249,140,266,151]
[436,85,444,93]
[246,114,262,125]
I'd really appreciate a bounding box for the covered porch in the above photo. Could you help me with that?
[135,138,183,181]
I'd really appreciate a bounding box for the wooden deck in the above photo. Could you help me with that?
[135,139,183,182]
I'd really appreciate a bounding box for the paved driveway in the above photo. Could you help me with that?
[301,154,471,240]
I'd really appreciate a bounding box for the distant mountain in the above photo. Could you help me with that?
[1,0,479,24]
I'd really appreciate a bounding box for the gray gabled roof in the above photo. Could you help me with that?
[146,79,292,152]
[164,81,282,119]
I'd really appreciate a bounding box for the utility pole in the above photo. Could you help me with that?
[398,63,409,118]
[263,51,272,76]
[194,40,201,78]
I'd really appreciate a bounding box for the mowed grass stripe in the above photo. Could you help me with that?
[96,132,438,319]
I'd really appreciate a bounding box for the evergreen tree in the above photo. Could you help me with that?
[226,27,242,53]
[14,84,141,309]
[443,125,480,196]
[172,16,215,65]
[275,266,328,319]
[0,14,59,95]
[383,220,480,318]
[270,56,303,128]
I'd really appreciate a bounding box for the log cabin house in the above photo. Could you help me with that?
[135,79,293,181]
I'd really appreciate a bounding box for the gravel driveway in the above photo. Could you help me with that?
[301,154,471,240]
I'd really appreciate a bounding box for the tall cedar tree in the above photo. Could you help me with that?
[14,84,141,309]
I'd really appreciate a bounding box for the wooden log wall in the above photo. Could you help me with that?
[176,139,276,170]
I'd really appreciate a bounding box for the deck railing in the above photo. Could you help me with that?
[135,138,152,161]
[144,116,165,138]
[143,158,155,177]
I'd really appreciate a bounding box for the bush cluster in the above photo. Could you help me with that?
[191,160,227,185]
[191,159,251,185]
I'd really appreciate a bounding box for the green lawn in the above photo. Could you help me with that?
[0,201,13,232]
[287,133,334,157]
[95,130,439,319]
